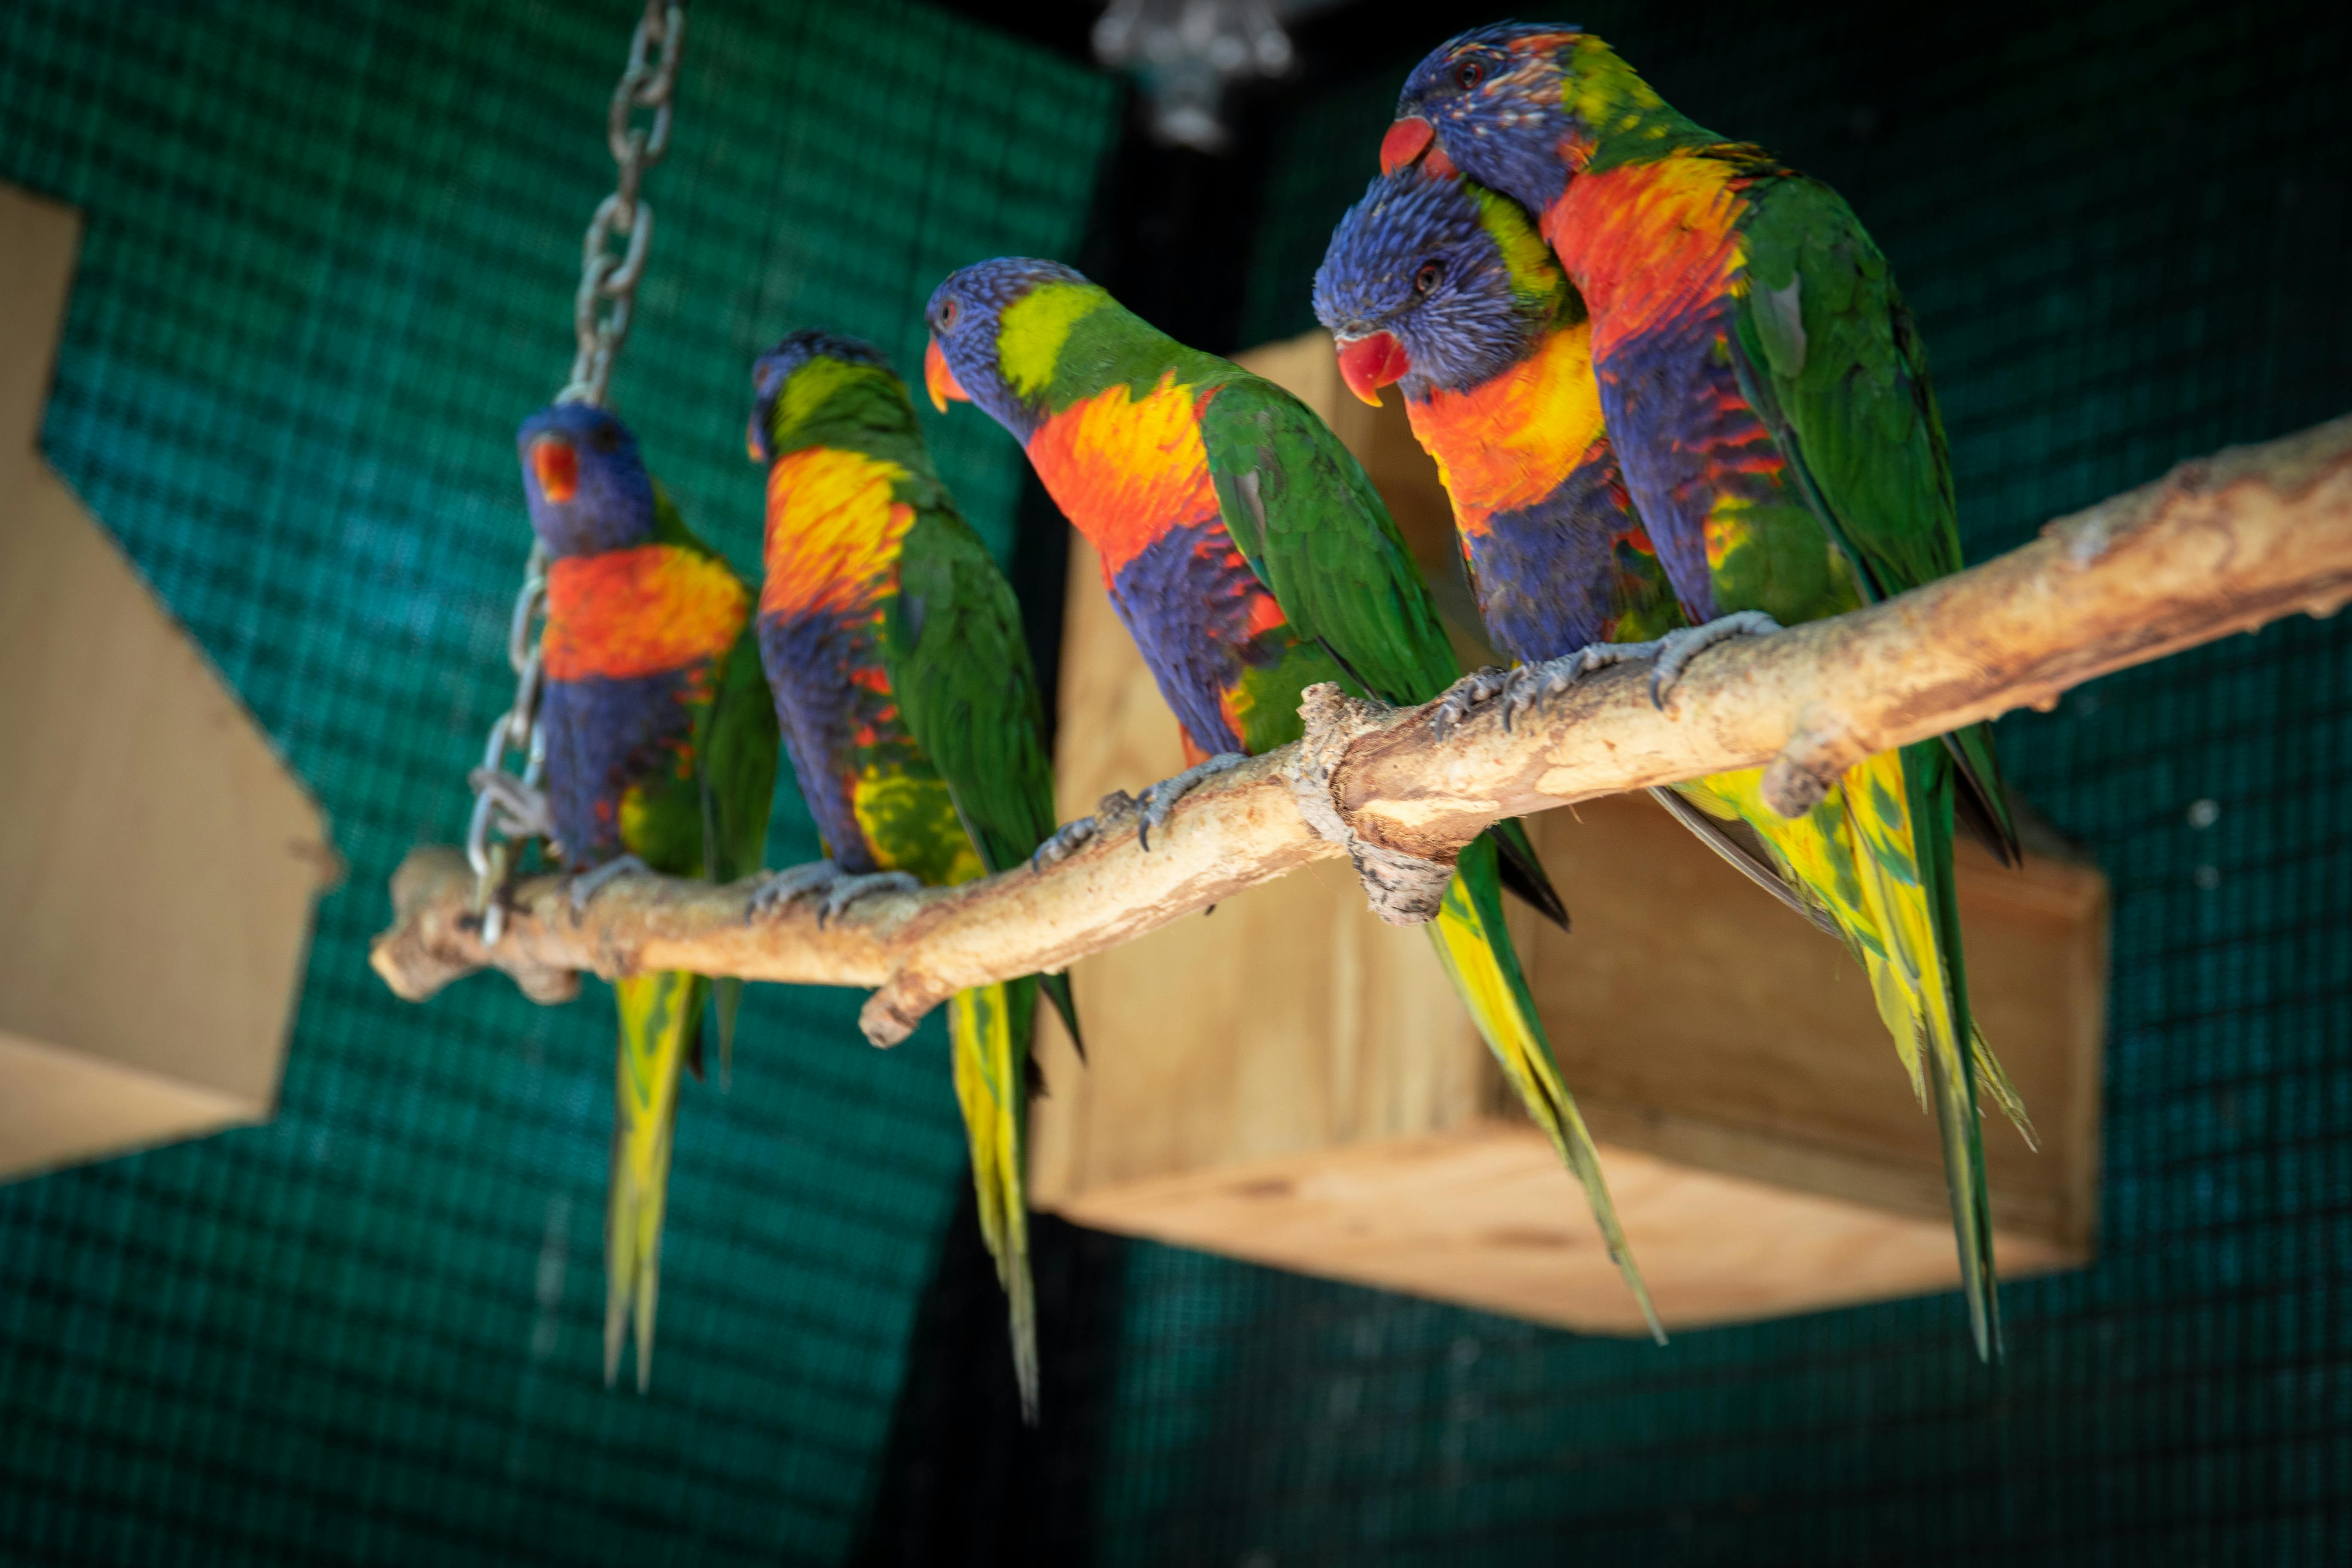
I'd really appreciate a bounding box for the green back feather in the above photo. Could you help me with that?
[1732,178,2017,857]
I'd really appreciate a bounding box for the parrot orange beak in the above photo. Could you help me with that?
[1380,117,1435,174]
[1335,332,1409,407]
[924,337,968,413]
[530,436,578,503]
[1380,116,1459,179]
[746,413,766,464]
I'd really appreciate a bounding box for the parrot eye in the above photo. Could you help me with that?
[1413,262,1442,295]
[588,422,621,454]
[938,299,961,331]
[1453,58,1485,91]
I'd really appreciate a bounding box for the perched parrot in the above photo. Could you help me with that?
[517,401,779,1391]
[923,258,1663,1341]
[1383,26,2026,1358]
[744,330,1080,1421]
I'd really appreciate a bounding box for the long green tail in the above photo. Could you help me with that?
[607,968,703,1391]
[1427,834,1663,1342]
[950,977,1040,1421]
[1902,743,2002,1361]
[1675,747,2012,1360]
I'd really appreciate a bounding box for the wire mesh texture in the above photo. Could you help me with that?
[0,0,1115,1562]
[1101,0,2352,1563]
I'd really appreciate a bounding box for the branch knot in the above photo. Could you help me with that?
[1281,683,1456,925]
[1761,704,1871,818]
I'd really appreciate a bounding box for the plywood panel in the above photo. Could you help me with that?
[1055,1123,2080,1336]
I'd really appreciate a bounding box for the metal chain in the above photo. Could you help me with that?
[560,0,685,408]
[466,0,687,945]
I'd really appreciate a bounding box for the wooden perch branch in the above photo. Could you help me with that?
[373,415,2352,1043]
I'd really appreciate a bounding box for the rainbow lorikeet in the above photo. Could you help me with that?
[517,401,779,1391]
[923,259,1663,1341]
[1384,27,2026,1357]
[744,331,1080,1421]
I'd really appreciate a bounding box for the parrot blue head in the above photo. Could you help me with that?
[1314,170,1550,405]
[747,330,897,464]
[1386,23,1592,216]
[516,402,656,559]
[924,257,1097,443]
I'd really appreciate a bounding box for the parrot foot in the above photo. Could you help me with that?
[815,871,922,927]
[568,854,651,919]
[744,860,847,921]
[1498,640,1667,730]
[1648,612,1783,709]
[1138,753,1248,851]
[1029,817,1100,874]
[1428,666,1513,741]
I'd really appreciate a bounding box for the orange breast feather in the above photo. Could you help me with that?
[1546,155,1747,361]
[1027,372,1224,580]
[759,445,917,624]
[544,545,748,681]
[1408,323,1608,534]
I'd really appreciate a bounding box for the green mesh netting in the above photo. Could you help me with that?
[1104,0,2352,1562]
[0,1,1114,1561]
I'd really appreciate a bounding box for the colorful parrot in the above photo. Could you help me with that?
[923,259,1663,1341]
[744,330,1080,1421]
[517,401,779,1391]
[1382,28,2026,1358]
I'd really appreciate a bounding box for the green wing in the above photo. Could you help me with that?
[648,482,778,1074]
[1198,371,1567,926]
[700,625,778,1077]
[701,629,779,888]
[1199,373,1458,708]
[646,484,776,888]
[1733,179,2018,859]
[885,496,1080,1047]
[1734,178,1959,597]
[886,506,1057,870]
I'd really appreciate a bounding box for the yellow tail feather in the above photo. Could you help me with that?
[1425,858,1664,1344]
[1678,751,2011,1357]
[951,981,1038,1422]
[1672,765,2033,1142]
[607,969,701,1392]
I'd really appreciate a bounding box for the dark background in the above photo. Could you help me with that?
[3,0,2348,1563]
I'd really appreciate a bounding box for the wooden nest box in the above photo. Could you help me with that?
[0,184,335,1182]
[1029,331,2107,1335]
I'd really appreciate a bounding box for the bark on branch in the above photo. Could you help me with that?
[372,415,2352,1044]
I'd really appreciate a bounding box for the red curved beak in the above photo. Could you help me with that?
[1380,116,1435,174]
[530,436,578,503]
[1335,332,1409,407]
[924,337,968,413]
[1379,116,1459,179]
[745,413,765,464]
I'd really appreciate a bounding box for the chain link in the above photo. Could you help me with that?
[562,0,685,408]
[466,0,686,944]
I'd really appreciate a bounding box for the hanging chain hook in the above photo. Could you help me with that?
[466,0,686,945]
